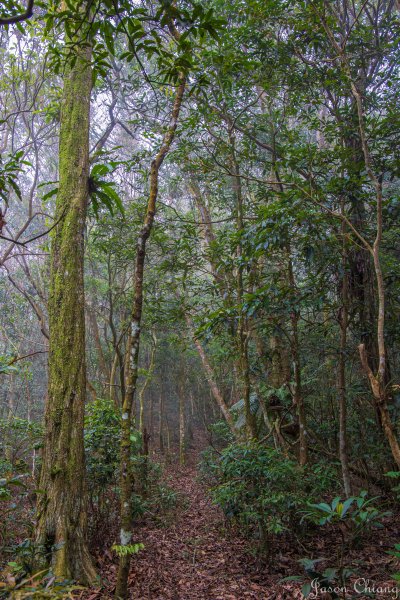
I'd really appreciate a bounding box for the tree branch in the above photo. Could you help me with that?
[0,0,34,25]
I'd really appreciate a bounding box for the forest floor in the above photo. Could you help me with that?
[84,445,400,600]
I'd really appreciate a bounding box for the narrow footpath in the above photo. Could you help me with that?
[86,450,398,600]
[95,453,301,600]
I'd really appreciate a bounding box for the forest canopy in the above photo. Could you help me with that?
[0,0,400,598]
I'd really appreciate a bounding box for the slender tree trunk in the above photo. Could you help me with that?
[159,391,165,454]
[321,16,400,467]
[287,251,307,466]
[35,6,96,583]
[138,331,157,435]
[184,311,238,436]
[110,352,119,408]
[227,122,257,439]
[179,363,186,466]
[349,84,400,467]
[87,305,110,389]
[338,220,352,497]
[115,75,186,599]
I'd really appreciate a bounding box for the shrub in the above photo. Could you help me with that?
[84,398,121,490]
[0,419,41,560]
[84,398,177,522]
[387,543,400,584]
[0,418,43,477]
[132,457,178,521]
[207,420,235,447]
[301,491,391,546]
[202,442,307,551]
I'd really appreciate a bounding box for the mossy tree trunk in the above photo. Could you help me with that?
[35,9,96,584]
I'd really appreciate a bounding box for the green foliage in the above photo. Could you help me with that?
[0,418,43,475]
[385,471,400,501]
[89,162,125,218]
[84,397,121,489]
[84,399,177,520]
[0,474,26,500]
[132,457,178,520]
[202,442,308,549]
[207,420,235,446]
[0,470,34,558]
[283,493,390,597]
[301,491,390,543]
[307,461,340,498]
[387,544,400,584]
[0,420,41,557]
[230,393,260,430]
[111,542,144,557]
[0,354,19,375]
[282,558,354,599]
[0,150,29,204]
[0,568,83,599]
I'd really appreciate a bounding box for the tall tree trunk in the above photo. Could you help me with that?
[138,331,157,435]
[159,390,165,454]
[179,363,186,466]
[348,78,400,467]
[321,23,400,465]
[110,352,119,408]
[87,304,110,390]
[184,311,238,437]
[287,249,307,466]
[35,6,96,583]
[338,219,352,497]
[227,122,257,439]
[115,75,186,600]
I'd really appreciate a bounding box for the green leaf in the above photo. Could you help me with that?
[42,187,59,201]
[111,543,144,556]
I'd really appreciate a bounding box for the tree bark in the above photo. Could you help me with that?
[179,362,186,466]
[138,331,157,435]
[287,250,307,466]
[227,121,257,439]
[320,10,400,467]
[184,311,238,436]
[35,6,96,583]
[338,220,352,496]
[115,75,186,599]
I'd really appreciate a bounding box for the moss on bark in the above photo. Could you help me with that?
[35,9,96,584]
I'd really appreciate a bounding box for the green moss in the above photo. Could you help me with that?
[35,6,96,585]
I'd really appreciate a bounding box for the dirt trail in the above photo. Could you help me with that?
[119,457,298,600]
[86,450,398,600]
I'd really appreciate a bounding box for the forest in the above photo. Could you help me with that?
[0,0,400,598]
